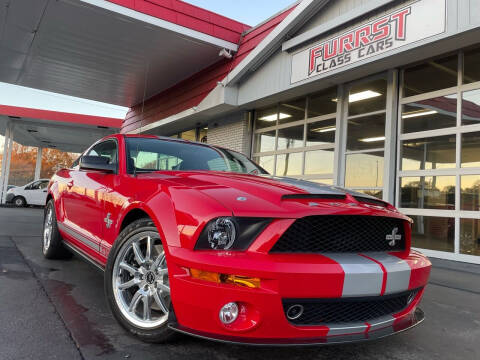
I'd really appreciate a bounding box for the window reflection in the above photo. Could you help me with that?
[254,131,276,153]
[305,149,334,175]
[276,152,303,176]
[460,219,480,256]
[462,89,480,126]
[306,119,336,146]
[345,152,384,188]
[401,135,456,171]
[308,87,337,118]
[400,176,455,210]
[256,106,278,129]
[410,215,454,252]
[461,175,480,211]
[403,54,458,97]
[461,132,480,168]
[277,125,304,150]
[348,79,387,116]
[401,95,457,133]
[278,98,306,125]
[463,47,480,84]
[346,114,385,151]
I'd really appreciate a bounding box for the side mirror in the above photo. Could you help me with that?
[79,156,116,173]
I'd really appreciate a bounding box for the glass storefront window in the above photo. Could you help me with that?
[275,152,303,176]
[401,95,457,133]
[401,135,456,171]
[403,54,458,97]
[463,47,480,85]
[460,219,480,256]
[277,125,304,150]
[461,132,480,168]
[278,98,305,125]
[308,87,337,118]
[400,176,455,210]
[348,78,387,116]
[254,155,274,174]
[410,215,454,252]
[256,106,278,129]
[254,131,276,153]
[345,151,384,188]
[179,129,196,141]
[346,113,385,151]
[306,119,336,146]
[461,88,480,126]
[304,149,334,175]
[460,175,480,211]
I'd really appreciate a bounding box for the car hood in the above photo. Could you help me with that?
[143,171,400,219]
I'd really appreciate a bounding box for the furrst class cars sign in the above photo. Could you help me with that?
[290,0,446,84]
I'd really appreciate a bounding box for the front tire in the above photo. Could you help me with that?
[42,200,71,259]
[13,196,26,207]
[104,218,175,343]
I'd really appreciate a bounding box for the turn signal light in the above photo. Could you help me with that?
[190,268,261,288]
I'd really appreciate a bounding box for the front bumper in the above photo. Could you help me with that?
[167,247,431,344]
[5,193,14,203]
[169,308,425,346]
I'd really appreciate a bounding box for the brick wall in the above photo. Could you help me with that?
[207,115,252,155]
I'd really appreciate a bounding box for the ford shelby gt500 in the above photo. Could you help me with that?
[43,134,431,345]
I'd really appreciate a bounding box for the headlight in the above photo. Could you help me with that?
[208,217,236,250]
[195,217,271,251]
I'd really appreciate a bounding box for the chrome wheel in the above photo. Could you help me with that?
[112,232,170,329]
[43,206,53,254]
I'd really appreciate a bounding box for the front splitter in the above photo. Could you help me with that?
[168,308,425,346]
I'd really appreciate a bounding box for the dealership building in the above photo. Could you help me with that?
[0,0,480,264]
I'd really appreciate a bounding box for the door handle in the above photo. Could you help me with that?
[67,181,74,188]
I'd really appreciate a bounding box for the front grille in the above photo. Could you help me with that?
[270,215,406,253]
[283,289,419,325]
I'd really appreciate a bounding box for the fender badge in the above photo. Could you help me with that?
[308,202,320,207]
[104,213,113,229]
[236,196,247,201]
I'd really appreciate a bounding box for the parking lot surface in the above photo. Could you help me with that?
[0,207,479,360]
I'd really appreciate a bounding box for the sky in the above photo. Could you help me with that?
[183,0,296,26]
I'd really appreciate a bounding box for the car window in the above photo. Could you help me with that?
[87,140,118,165]
[126,137,267,175]
[28,181,41,190]
[38,181,49,190]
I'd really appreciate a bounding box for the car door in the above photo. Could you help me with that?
[28,180,49,205]
[62,139,119,255]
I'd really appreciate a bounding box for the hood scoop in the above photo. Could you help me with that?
[281,194,346,201]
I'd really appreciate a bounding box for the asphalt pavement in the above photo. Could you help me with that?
[0,207,479,360]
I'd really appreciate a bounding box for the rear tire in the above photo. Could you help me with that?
[42,200,71,259]
[13,196,26,207]
[105,218,175,343]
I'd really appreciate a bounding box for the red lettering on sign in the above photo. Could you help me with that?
[354,26,371,48]
[391,8,411,40]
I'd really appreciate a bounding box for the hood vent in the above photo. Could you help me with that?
[353,196,388,207]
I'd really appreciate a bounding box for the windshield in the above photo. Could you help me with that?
[125,137,268,175]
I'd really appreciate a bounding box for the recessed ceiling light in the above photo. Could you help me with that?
[312,126,336,133]
[331,90,382,103]
[360,136,386,143]
[402,110,437,119]
[349,90,382,103]
[259,113,292,121]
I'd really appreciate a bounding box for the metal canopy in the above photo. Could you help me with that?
[0,115,115,153]
[0,0,238,107]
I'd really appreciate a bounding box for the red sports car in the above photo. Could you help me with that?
[43,134,431,345]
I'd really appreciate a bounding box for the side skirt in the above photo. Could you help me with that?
[63,242,105,273]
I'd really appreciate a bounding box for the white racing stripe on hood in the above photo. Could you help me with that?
[325,253,383,297]
[362,252,411,295]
